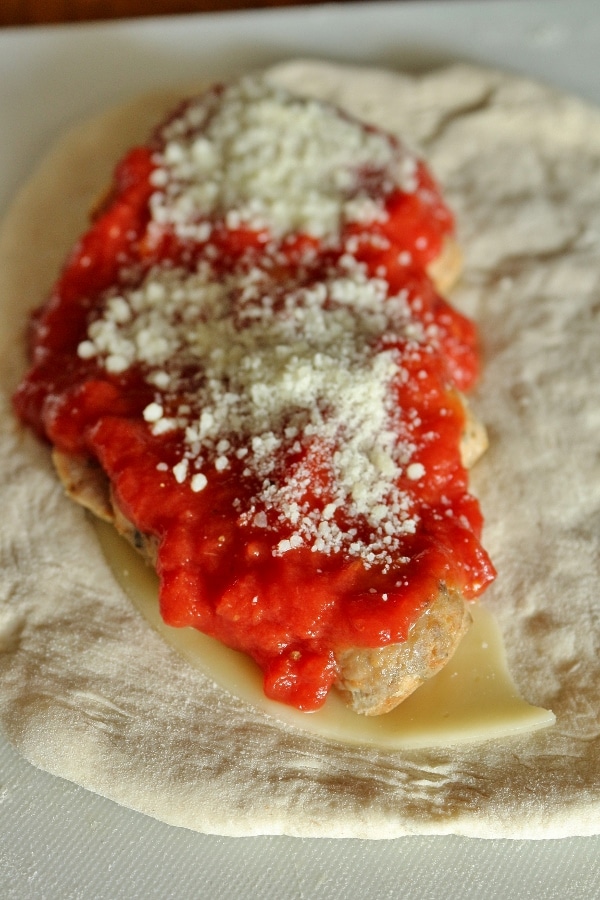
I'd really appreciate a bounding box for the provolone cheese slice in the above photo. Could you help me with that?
[96,521,555,749]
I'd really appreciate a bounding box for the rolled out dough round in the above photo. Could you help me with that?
[0,61,599,839]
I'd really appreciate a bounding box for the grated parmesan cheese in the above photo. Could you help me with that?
[148,77,418,241]
[74,78,450,570]
[78,252,435,568]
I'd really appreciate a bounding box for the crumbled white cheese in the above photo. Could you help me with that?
[143,402,164,423]
[190,473,208,492]
[149,77,418,240]
[80,253,433,567]
[172,459,189,483]
[75,79,447,570]
[215,455,229,472]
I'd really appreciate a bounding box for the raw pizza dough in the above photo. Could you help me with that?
[0,61,599,839]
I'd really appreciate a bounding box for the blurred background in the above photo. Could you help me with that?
[2,0,362,27]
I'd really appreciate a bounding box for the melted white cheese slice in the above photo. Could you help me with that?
[96,521,555,749]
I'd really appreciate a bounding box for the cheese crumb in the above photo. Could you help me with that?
[191,473,208,492]
[77,79,451,570]
[173,459,189,483]
[150,77,418,241]
[143,402,164,423]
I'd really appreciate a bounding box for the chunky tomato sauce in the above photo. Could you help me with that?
[14,80,495,711]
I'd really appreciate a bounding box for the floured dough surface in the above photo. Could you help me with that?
[0,61,599,839]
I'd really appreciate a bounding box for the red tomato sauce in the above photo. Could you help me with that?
[13,84,495,711]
